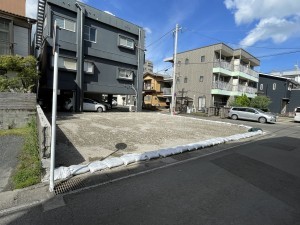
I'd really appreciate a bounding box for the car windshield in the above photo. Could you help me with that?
[296,108,300,112]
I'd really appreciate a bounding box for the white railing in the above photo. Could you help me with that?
[213,61,232,71]
[237,64,259,79]
[212,81,232,91]
[214,61,259,79]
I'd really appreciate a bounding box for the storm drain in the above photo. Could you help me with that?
[54,177,86,195]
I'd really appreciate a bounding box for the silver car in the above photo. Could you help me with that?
[228,107,276,123]
[65,98,106,112]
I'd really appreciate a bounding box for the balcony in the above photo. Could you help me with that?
[213,61,259,82]
[211,81,257,98]
[162,88,172,96]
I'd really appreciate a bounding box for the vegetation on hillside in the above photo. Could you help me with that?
[0,55,39,93]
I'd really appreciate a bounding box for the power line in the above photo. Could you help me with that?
[146,28,174,49]
[184,27,300,50]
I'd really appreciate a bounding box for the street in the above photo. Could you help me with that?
[1,119,300,225]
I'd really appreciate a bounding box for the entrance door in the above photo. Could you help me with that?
[198,96,206,111]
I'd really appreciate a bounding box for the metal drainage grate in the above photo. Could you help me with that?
[54,177,85,195]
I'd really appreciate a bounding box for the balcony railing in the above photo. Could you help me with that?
[213,61,258,79]
[213,81,257,95]
[162,88,172,95]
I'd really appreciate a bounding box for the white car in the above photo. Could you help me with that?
[228,107,276,123]
[294,107,300,122]
[65,98,106,112]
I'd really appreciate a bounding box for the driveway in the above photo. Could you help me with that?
[55,112,249,167]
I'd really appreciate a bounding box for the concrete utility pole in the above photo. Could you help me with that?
[50,21,59,192]
[171,24,180,116]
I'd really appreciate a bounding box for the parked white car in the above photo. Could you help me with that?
[65,98,106,112]
[228,107,276,123]
[294,107,300,122]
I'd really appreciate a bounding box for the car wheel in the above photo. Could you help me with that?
[231,114,238,120]
[259,117,267,123]
[97,107,103,112]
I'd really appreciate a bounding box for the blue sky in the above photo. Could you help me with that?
[26,0,300,74]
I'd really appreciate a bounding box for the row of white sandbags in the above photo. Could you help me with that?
[53,129,263,181]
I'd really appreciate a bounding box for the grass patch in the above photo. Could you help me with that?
[190,112,208,117]
[9,118,41,189]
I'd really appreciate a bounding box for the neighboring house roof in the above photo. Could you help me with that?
[259,73,299,85]
[0,9,36,23]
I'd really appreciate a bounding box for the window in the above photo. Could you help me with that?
[119,35,134,49]
[273,83,276,90]
[84,25,96,42]
[184,77,188,83]
[0,19,10,55]
[84,61,94,73]
[54,16,75,32]
[199,76,204,82]
[260,84,263,91]
[118,68,134,80]
[201,55,205,62]
[176,77,180,83]
[185,58,189,65]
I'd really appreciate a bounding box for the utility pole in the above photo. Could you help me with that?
[171,24,180,116]
[50,21,59,192]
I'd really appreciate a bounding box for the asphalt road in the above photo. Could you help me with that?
[1,119,300,225]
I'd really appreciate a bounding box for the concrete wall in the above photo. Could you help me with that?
[36,105,51,158]
[0,92,36,129]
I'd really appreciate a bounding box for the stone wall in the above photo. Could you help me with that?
[0,92,36,129]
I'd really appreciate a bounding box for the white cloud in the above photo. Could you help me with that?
[144,27,152,34]
[26,0,38,19]
[224,0,300,46]
[240,17,300,46]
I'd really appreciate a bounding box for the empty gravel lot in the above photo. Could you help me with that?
[54,112,248,167]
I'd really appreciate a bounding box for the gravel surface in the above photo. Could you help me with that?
[0,135,23,192]
[55,112,248,166]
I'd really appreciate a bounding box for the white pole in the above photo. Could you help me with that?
[171,24,179,116]
[49,21,59,192]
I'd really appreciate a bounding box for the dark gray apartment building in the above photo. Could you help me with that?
[35,0,145,111]
[258,73,300,114]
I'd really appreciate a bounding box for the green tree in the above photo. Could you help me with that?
[0,55,39,92]
[230,94,250,107]
[250,95,271,111]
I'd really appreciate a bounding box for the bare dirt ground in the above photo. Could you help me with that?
[54,112,248,167]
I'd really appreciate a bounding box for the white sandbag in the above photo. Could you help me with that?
[102,157,124,168]
[134,153,148,161]
[69,165,90,175]
[54,166,72,181]
[158,148,174,157]
[145,150,160,159]
[88,161,108,173]
[120,153,139,165]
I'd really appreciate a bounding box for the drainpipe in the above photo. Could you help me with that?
[75,2,84,112]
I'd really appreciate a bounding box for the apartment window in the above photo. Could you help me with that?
[185,58,189,65]
[273,83,276,90]
[199,76,204,82]
[176,77,180,83]
[54,16,75,32]
[144,95,151,101]
[201,55,205,62]
[119,35,134,49]
[260,84,263,91]
[84,61,94,74]
[184,77,188,83]
[118,68,134,80]
[0,19,10,55]
[84,25,96,42]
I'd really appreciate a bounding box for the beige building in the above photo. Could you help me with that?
[166,43,260,111]
[0,0,26,17]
